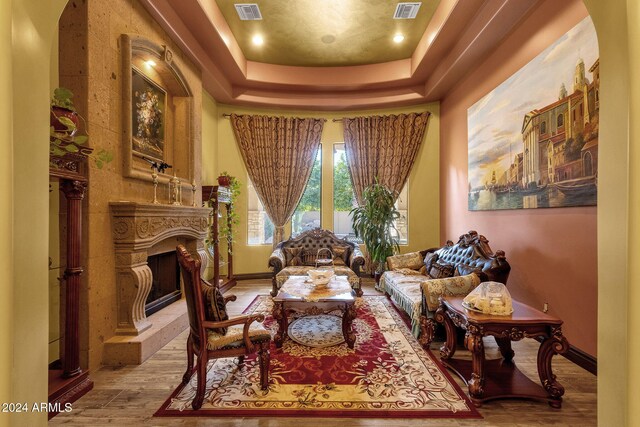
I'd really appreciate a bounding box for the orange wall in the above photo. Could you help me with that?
[440,0,597,356]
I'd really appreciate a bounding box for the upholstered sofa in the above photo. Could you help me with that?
[268,228,365,297]
[379,230,510,346]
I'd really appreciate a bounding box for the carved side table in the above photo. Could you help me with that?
[435,296,569,408]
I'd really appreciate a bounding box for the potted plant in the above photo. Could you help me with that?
[217,171,232,187]
[219,174,241,247]
[205,173,241,255]
[50,87,113,169]
[350,181,401,277]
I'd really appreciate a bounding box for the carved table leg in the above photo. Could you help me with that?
[537,327,570,408]
[342,302,357,349]
[273,301,287,348]
[494,336,515,362]
[437,306,457,359]
[465,328,485,403]
[270,277,279,297]
[418,315,435,348]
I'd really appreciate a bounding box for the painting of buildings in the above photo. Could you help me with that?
[468,17,599,210]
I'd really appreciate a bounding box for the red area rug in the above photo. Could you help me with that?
[155,295,480,419]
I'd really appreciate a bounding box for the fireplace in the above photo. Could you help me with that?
[145,252,181,316]
[105,201,209,366]
[109,201,210,336]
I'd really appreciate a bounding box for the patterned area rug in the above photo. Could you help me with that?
[288,314,345,348]
[155,296,480,419]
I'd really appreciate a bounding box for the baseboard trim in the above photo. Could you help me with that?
[234,272,272,280]
[534,337,596,375]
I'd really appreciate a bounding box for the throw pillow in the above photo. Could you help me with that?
[331,244,350,266]
[429,261,455,279]
[424,252,439,271]
[421,273,481,312]
[201,280,229,335]
[387,252,423,270]
[284,247,303,266]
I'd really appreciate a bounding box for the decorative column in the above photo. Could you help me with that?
[60,180,87,378]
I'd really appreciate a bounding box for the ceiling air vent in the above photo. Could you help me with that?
[393,2,422,19]
[235,3,262,21]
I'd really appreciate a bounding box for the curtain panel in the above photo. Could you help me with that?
[342,112,430,205]
[230,114,325,247]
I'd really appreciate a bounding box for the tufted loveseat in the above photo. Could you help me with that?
[268,228,365,297]
[379,230,510,346]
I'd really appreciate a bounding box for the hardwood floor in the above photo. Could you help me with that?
[50,279,597,426]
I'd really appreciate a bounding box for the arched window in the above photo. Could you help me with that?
[540,121,547,134]
[557,114,564,127]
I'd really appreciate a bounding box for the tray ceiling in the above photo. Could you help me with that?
[215,0,439,66]
[140,0,541,110]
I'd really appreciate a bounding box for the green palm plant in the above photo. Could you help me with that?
[350,181,400,274]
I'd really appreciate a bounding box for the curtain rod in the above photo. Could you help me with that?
[226,113,426,121]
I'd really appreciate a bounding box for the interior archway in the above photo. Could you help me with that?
[3,0,70,424]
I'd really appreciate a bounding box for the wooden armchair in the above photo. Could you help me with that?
[176,245,271,410]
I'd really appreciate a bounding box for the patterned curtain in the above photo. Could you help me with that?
[230,114,326,247]
[342,112,430,205]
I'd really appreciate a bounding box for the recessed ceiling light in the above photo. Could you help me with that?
[145,59,157,67]
[252,34,264,46]
[393,34,405,43]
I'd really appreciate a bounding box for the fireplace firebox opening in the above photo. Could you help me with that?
[145,251,181,316]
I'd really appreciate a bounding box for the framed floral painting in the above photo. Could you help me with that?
[131,68,166,160]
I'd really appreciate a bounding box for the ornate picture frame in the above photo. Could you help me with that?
[121,34,195,186]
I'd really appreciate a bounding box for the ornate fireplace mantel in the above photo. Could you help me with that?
[110,202,210,335]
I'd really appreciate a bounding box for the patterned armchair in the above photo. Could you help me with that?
[268,228,365,297]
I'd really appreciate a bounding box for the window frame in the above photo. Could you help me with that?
[291,149,323,237]
[246,177,274,246]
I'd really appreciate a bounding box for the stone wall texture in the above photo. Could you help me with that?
[59,0,202,372]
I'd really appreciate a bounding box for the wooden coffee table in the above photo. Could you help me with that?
[272,275,356,349]
[435,296,570,408]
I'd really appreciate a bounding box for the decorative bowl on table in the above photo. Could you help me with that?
[307,269,335,286]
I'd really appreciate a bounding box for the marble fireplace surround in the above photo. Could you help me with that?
[104,202,210,365]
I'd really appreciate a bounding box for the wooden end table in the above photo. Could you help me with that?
[435,296,570,408]
[272,276,356,349]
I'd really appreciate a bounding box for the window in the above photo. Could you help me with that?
[393,184,408,244]
[333,144,356,239]
[247,179,274,245]
[333,143,408,244]
[557,113,564,127]
[291,150,322,237]
[540,121,547,134]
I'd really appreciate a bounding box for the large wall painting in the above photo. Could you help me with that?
[132,68,166,160]
[468,17,599,211]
